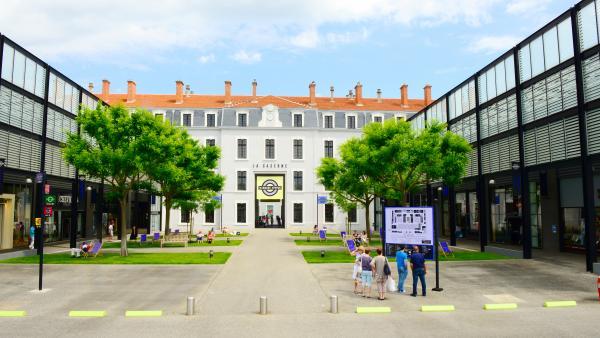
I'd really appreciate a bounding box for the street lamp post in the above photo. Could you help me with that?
[25,178,32,243]
[432,186,443,292]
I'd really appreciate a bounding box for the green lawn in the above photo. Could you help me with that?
[301,250,512,264]
[294,239,382,247]
[103,240,242,249]
[0,252,231,264]
[289,232,381,238]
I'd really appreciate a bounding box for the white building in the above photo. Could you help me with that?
[98,80,428,233]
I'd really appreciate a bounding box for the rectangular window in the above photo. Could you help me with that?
[181,210,190,223]
[543,26,560,70]
[237,113,247,127]
[324,115,333,128]
[325,203,334,223]
[155,113,164,121]
[236,203,246,223]
[558,18,574,62]
[237,171,247,191]
[374,115,383,123]
[293,113,303,127]
[206,113,216,127]
[519,44,532,83]
[578,2,599,51]
[182,113,192,126]
[293,139,303,159]
[293,171,303,191]
[265,139,275,159]
[293,203,303,223]
[324,140,334,158]
[396,116,405,122]
[347,115,356,129]
[237,139,247,159]
[348,207,357,223]
[530,36,545,78]
[206,139,216,147]
[205,209,215,223]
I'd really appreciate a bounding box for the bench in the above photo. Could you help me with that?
[160,232,189,248]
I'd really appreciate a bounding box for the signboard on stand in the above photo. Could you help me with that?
[384,207,435,260]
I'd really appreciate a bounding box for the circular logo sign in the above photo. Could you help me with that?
[258,179,281,197]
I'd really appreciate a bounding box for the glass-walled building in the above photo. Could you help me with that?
[0,34,120,251]
[408,0,600,272]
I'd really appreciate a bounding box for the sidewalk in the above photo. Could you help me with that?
[198,229,329,314]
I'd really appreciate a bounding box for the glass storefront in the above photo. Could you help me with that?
[455,191,480,240]
[490,187,522,245]
[529,182,542,249]
[560,177,584,250]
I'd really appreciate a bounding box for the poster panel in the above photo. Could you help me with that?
[256,176,284,200]
[385,207,435,260]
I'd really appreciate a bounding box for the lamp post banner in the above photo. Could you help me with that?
[384,206,435,260]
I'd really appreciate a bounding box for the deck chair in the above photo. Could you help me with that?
[152,232,160,242]
[439,241,454,257]
[319,229,327,242]
[83,241,103,258]
[139,234,147,247]
[340,231,347,239]
[346,239,357,253]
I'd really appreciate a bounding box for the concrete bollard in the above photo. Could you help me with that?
[186,296,195,315]
[330,295,338,314]
[259,296,268,315]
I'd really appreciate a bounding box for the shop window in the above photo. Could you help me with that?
[325,203,334,223]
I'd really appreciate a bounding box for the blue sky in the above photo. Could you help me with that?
[0,0,577,100]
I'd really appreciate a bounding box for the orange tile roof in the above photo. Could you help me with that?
[97,93,427,112]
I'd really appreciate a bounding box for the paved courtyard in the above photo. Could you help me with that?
[0,230,598,338]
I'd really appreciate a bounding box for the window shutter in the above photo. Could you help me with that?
[507,95,518,130]
[535,125,551,165]
[532,80,548,121]
[524,129,536,166]
[546,72,562,115]
[561,66,577,109]
[549,119,566,162]
[583,54,600,103]
[521,86,534,124]
[564,115,580,158]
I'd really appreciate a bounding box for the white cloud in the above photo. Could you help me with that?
[506,0,551,15]
[468,35,522,54]
[197,54,216,64]
[231,50,262,64]
[0,0,502,63]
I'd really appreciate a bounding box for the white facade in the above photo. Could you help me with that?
[150,104,414,233]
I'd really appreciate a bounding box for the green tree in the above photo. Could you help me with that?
[143,126,224,235]
[172,192,222,234]
[63,104,157,256]
[364,119,471,205]
[316,138,377,240]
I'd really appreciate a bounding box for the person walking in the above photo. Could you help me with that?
[29,225,36,249]
[396,245,408,293]
[352,246,364,294]
[108,220,114,241]
[372,248,389,300]
[410,245,427,297]
[360,249,373,298]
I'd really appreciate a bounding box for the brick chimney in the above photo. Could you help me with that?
[126,80,136,103]
[376,89,382,103]
[175,81,184,104]
[102,79,110,96]
[401,84,408,106]
[424,84,432,105]
[354,82,363,106]
[88,82,94,93]
[224,81,232,105]
[252,79,257,103]
[330,85,335,102]
[309,81,316,106]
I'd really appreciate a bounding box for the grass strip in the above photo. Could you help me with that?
[0,252,231,265]
[103,240,242,249]
[301,250,512,264]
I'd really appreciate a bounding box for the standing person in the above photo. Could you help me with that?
[372,248,389,300]
[396,245,408,293]
[29,225,36,249]
[410,245,427,297]
[352,246,364,294]
[360,249,373,298]
[108,220,114,241]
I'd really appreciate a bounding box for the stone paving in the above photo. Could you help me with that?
[0,229,598,338]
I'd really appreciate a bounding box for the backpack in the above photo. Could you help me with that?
[383,258,391,276]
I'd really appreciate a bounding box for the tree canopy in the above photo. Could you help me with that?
[63,104,224,255]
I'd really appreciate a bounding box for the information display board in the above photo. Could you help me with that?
[384,207,435,260]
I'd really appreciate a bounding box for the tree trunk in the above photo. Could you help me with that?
[164,197,172,235]
[364,200,372,241]
[119,196,128,257]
